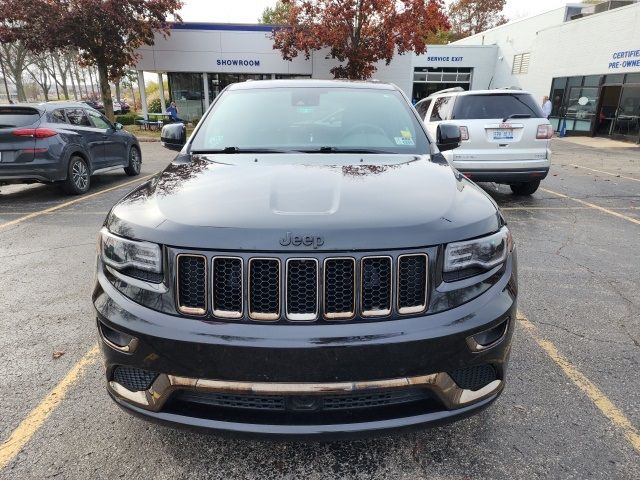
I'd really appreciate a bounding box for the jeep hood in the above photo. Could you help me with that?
[106,154,502,251]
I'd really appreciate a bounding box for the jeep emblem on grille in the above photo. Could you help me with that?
[280,232,324,249]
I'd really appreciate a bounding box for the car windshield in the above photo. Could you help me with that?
[190,86,429,154]
[452,93,545,120]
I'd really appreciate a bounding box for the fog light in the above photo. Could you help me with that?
[466,317,509,352]
[98,321,139,353]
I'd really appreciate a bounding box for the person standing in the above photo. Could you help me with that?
[542,95,552,118]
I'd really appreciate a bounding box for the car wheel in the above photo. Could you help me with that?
[124,146,141,176]
[510,180,540,196]
[63,156,90,195]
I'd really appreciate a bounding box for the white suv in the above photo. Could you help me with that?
[415,88,553,195]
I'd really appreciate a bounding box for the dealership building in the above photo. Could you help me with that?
[136,0,640,141]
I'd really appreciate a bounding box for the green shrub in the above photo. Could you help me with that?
[115,113,136,126]
[148,98,162,113]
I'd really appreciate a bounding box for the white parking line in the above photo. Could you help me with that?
[541,188,640,226]
[568,164,640,183]
[0,175,153,231]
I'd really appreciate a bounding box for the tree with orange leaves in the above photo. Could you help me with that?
[272,0,450,80]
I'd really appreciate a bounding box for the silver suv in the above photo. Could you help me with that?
[416,88,553,195]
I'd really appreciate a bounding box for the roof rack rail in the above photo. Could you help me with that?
[428,86,464,97]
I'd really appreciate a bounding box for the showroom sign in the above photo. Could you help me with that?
[216,58,261,67]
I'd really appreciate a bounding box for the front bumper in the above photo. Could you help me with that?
[95,256,516,438]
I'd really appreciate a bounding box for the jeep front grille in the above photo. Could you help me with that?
[176,254,207,316]
[248,258,281,321]
[212,257,243,318]
[175,252,429,322]
[397,254,428,314]
[324,258,356,320]
[286,259,319,321]
[361,256,392,317]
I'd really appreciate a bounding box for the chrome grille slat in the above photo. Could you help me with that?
[176,254,207,316]
[360,256,392,317]
[323,258,356,320]
[397,254,429,315]
[285,259,319,321]
[212,257,243,319]
[248,258,281,321]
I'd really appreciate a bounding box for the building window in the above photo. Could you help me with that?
[411,67,473,103]
[167,72,204,121]
[512,53,530,75]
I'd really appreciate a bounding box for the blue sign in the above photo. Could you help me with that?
[608,49,640,69]
[217,59,261,67]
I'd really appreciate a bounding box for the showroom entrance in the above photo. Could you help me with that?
[595,79,640,141]
[550,72,640,142]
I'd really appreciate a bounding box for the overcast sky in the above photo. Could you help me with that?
[177,0,571,24]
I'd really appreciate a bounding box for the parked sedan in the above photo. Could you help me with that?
[0,102,141,194]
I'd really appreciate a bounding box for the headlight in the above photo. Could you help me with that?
[100,228,162,278]
[444,226,512,273]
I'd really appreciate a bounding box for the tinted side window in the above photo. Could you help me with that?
[87,109,111,129]
[415,99,432,119]
[66,108,91,127]
[429,96,454,121]
[50,109,68,124]
[452,94,545,120]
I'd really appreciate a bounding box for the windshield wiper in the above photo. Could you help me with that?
[502,113,531,122]
[304,146,390,154]
[0,124,15,128]
[191,147,293,154]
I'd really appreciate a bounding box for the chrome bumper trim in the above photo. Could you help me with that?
[108,371,502,413]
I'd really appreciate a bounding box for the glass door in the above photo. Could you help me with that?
[612,84,640,141]
[595,86,622,136]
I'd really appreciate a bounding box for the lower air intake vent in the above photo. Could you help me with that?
[112,366,157,392]
[177,254,207,315]
[361,256,392,317]
[249,258,280,321]
[449,364,497,391]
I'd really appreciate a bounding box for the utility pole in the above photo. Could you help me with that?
[0,54,11,103]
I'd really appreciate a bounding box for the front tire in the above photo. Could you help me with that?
[124,146,141,176]
[510,180,540,196]
[63,156,90,195]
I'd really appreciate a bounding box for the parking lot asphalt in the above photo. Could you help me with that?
[0,139,638,479]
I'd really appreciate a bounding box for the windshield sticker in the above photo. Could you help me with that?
[208,135,224,145]
[394,137,415,146]
[400,130,412,139]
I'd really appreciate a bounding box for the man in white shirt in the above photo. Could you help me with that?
[542,95,552,118]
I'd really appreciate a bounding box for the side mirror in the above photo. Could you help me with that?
[161,122,186,151]
[114,122,123,130]
[436,124,461,152]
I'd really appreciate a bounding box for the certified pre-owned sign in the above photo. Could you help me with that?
[216,58,261,67]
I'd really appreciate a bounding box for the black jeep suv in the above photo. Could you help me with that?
[94,80,517,438]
